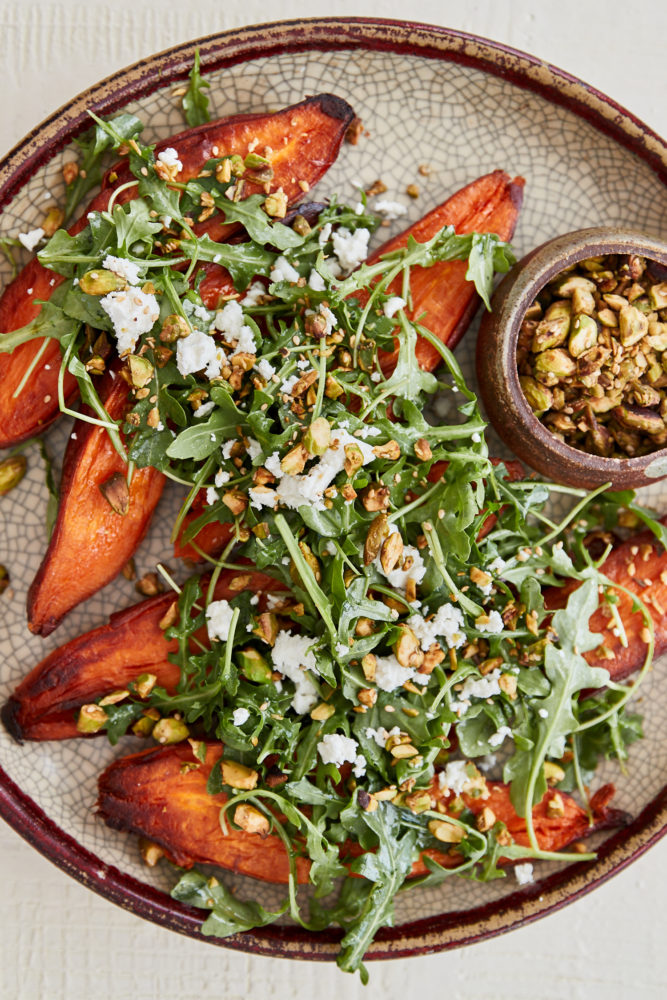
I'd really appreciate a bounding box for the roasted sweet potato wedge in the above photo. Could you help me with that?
[26,371,166,636]
[97,742,311,884]
[5,568,281,741]
[544,517,667,682]
[97,743,622,886]
[369,170,524,375]
[0,95,355,448]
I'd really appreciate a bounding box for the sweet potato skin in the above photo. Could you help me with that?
[97,742,311,885]
[0,95,355,448]
[97,743,622,886]
[544,517,667,682]
[26,371,166,637]
[5,569,281,741]
[371,170,525,375]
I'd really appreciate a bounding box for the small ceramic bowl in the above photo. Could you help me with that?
[477,228,667,490]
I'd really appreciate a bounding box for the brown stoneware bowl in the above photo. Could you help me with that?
[477,228,667,490]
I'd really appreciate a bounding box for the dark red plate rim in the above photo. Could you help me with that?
[0,16,666,963]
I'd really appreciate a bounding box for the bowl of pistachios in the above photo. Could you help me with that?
[477,227,667,489]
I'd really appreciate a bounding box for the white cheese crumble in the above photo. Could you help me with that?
[271,631,320,713]
[194,400,215,418]
[100,288,160,356]
[214,468,230,488]
[18,227,45,251]
[331,226,370,273]
[232,707,250,726]
[241,280,267,306]
[157,147,183,171]
[373,654,427,693]
[450,669,502,715]
[317,733,359,768]
[374,199,408,220]
[408,603,466,651]
[477,610,505,634]
[273,430,376,512]
[248,487,277,510]
[221,440,235,459]
[206,600,234,642]
[280,373,300,395]
[308,269,326,291]
[437,760,470,796]
[270,255,300,284]
[488,725,513,748]
[383,296,406,318]
[213,299,256,355]
[206,487,219,505]
[318,223,332,246]
[364,725,401,748]
[102,254,142,286]
[514,863,534,886]
[176,329,223,379]
[255,358,276,381]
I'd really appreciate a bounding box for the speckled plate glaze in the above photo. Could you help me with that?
[0,18,666,963]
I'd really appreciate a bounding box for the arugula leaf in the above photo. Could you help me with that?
[166,394,247,460]
[64,113,143,223]
[338,803,417,980]
[181,50,211,127]
[179,234,276,290]
[172,870,286,935]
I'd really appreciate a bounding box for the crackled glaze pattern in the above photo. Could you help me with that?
[0,31,666,955]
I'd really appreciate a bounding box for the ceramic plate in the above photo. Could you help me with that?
[0,17,666,963]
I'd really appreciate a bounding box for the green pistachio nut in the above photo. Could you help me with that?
[237,648,272,683]
[555,274,596,297]
[571,286,596,316]
[0,455,27,495]
[303,417,331,456]
[152,717,189,745]
[79,268,126,296]
[160,314,191,343]
[649,282,667,310]
[519,376,553,414]
[531,315,570,352]
[76,704,108,734]
[568,314,598,357]
[244,152,271,170]
[613,404,665,435]
[128,354,155,388]
[619,304,649,346]
[533,348,576,378]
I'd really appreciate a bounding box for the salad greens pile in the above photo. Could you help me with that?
[3,90,660,979]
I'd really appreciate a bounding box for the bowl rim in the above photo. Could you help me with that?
[493,227,667,479]
[1,14,666,964]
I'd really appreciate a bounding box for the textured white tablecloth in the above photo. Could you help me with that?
[0,2,665,998]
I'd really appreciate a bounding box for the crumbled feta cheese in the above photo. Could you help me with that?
[157,147,183,171]
[221,440,235,459]
[478,753,498,772]
[232,707,250,726]
[296,358,309,370]
[18,227,45,251]
[488,725,513,748]
[355,425,382,439]
[317,733,359,769]
[334,642,349,658]
[319,304,337,335]
[383,296,406,318]
[206,487,219,505]
[250,594,259,606]
[437,760,470,796]
[246,437,262,462]
[102,254,141,285]
[364,725,401,748]
[308,269,326,291]
[214,469,230,488]
[275,430,375,511]
[318,223,332,246]
[331,226,370,273]
[241,280,267,306]
[514,863,534,886]
[270,255,299,284]
[487,556,507,577]
[477,610,504,634]
[408,603,466,651]
[272,631,320,713]
[176,329,223,379]
[248,487,277,510]
[353,754,367,778]
[206,600,234,642]
[264,451,283,478]
[255,358,276,380]
[213,299,256,355]
[280,373,300,395]
[100,288,160,355]
[354,201,365,215]
[374,199,408,220]
[450,669,503,715]
[374,654,411,692]
[194,400,215,418]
